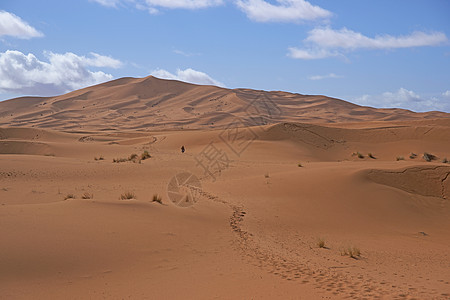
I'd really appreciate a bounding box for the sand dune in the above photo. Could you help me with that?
[1,77,450,299]
[0,76,448,131]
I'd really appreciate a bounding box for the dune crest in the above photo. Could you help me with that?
[0,76,449,131]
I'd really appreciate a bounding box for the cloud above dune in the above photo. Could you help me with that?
[151,68,224,86]
[235,0,331,22]
[353,88,450,113]
[0,11,43,39]
[289,27,448,59]
[0,50,122,95]
[308,73,342,80]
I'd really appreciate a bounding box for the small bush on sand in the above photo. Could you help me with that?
[368,153,376,159]
[113,158,128,163]
[64,193,75,200]
[264,173,270,178]
[141,150,151,160]
[357,152,364,159]
[152,194,162,204]
[442,157,448,164]
[81,192,93,199]
[410,153,417,159]
[94,156,104,161]
[120,192,136,200]
[128,153,139,162]
[317,238,326,248]
[341,247,361,258]
[423,152,436,162]
[298,163,303,167]
[396,156,405,161]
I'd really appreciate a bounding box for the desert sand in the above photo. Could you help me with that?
[1,77,450,299]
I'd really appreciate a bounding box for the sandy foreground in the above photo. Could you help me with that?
[1,121,450,299]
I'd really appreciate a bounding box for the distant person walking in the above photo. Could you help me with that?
[181,146,185,153]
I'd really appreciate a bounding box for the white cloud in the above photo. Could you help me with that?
[443,90,450,98]
[92,0,223,13]
[290,27,448,60]
[173,49,201,57]
[308,73,342,80]
[151,68,224,86]
[352,88,450,113]
[0,10,43,39]
[235,0,331,22]
[0,50,122,95]
[90,0,121,7]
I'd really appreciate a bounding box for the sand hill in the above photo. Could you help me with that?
[1,77,450,299]
[0,76,448,131]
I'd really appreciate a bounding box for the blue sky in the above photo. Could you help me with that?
[1,0,449,112]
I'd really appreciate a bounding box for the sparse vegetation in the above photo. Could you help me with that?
[64,193,75,200]
[141,150,151,160]
[298,163,303,167]
[120,191,136,200]
[423,152,436,162]
[94,156,104,161]
[368,153,376,159]
[113,157,128,163]
[341,246,361,259]
[396,156,405,161]
[357,152,364,159]
[152,194,162,204]
[113,151,151,163]
[317,238,326,248]
[442,157,448,164]
[129,153,138,162]
[264,173,270,178]
[81,192,93,199]
[410,153,417,159]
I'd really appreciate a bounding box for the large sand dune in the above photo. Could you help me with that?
[0,76,448,131]
[1,77,450,299]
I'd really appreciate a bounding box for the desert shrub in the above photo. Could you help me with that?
[298,163,303,167]
[113,158,128,163]
[64,193,75,200]
[317,238,326,248]
[141,150,151,160]
[264,173,270,178]
[396,156,405,161]
[423,152,436,162]
[81,192,93,199]
[368,153,376,159]
[357,152,364,159]
[341,246,361,258]
[120,191,136,200]
[94,156,104,161]
[410,153,417,159]
[128,153,139,162]
[442,157,448,164]
[152,194,162,204]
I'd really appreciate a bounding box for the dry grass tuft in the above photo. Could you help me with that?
[396,156,405,161]
[141,150,151,160]
[81,192,93,199]
[120,191,136,200]
[423,152,436,162]
[368,153,376,159]
[152,194,162,204]
[341,246,361,258]
[64,193,75,200]
[317,238,326,248]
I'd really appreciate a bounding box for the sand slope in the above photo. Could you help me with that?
[0,76,449,131]
[1,119,450,299]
